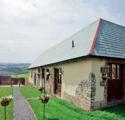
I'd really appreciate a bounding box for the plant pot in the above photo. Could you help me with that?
[40,96,49,104]
[1,98,10,107]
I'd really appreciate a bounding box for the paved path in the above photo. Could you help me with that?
[13,86,36,120]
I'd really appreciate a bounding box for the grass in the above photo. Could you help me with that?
[29,99,125,120]
[0,87,13,120]
[20,86,125,120]
[0,87,13,98]
[20,86,41,98]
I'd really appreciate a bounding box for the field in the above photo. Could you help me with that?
[20,86,125,120]
[16,73,29,79]
[0,87,13,120]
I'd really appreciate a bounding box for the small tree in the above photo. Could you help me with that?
[0,95,13,120]
[39,77,50,120]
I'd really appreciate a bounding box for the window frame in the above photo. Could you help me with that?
[111,64,120,80]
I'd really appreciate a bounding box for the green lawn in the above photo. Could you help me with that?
[0,87,13,120]
[20,86,125,120]
[20,86,41,98]
[0,87,13,97]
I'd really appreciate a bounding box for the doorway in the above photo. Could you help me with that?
[54,68,62,96]
[107,63,125,102]
[34,73,36,85]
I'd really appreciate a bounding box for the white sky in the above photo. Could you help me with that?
[0,0,125,63]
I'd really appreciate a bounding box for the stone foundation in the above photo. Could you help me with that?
[93,100,107,109]
[63,92,91,111]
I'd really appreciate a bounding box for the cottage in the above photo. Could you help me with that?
[29,19,125,111]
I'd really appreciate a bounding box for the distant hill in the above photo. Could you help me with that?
[0,63,30,75]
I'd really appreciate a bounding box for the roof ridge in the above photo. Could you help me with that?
[88,18,102,55]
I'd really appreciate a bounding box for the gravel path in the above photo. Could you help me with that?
[13,86,36,120]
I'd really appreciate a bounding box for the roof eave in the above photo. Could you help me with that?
[29,55,90,69]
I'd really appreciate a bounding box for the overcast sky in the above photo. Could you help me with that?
[0,0,125,63]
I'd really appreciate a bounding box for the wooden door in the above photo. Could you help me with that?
[122,65,125,99]
[34,74,36,85]
[54,68,62,96]
[107,63,124,102]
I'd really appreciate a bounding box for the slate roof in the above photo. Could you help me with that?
[93,20,125,58]
[30,19,125,68]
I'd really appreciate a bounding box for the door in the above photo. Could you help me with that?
[122,65,125,99]
[54,68,62,96]
[34,73,37,85]
[107,63,124,102]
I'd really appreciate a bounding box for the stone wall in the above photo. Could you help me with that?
[63,73,96,111]
[93,77,107,109]
[63,92,91,110]
[90,73,96,110]
[90,58,108,110]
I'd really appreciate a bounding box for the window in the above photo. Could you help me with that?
[117,65,120,79]
[72,40,75,48]
[112,64,116,79]
[111,64,120,79]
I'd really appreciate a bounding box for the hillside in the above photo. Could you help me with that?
[0,63,30,75]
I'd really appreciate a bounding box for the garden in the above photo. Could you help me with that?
[1,86,125,120]
[20,86,125,120]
